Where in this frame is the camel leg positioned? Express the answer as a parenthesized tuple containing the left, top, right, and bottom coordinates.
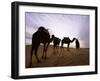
(57, 45, 59, 53)
(42, 44, 46, 59)
(61, 42, 65, 50)
(53, 44, 56, 54)
(34, 46, 40, 63)
(67, 43, 70, 51)
(28, 45, 33, 67)
(45, 43, 49, 59)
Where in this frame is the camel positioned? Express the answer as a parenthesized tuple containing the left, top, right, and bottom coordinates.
(61, 37, 76, 51)
(29, 26, 54, 67)
(52, 35, 61, 49)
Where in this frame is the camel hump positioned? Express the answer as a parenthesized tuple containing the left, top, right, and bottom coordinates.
(63, 37, 70, 41)
(62, 37, 71, 43)
(55, 37, 61, 41)
(38, 26, 45, 31)
(38, 26, 49, 34)
(64, 37, 69, 39)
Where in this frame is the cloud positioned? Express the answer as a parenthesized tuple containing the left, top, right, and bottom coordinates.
(25, 13, 89, 48)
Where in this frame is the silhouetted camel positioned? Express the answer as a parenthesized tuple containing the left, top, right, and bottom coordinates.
(52, 35, 61, 49)
(75, 38, 80, 49)
(29, 26, 54, 67)
(61, 37, 76, 51)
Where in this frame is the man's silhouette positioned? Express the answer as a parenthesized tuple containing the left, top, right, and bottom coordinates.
(75, 38, 80, 49)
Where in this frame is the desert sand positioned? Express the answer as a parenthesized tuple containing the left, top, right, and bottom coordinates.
(25, 45, 89, 68)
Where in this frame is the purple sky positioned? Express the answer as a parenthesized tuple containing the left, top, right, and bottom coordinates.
(25, 12, 90, 48)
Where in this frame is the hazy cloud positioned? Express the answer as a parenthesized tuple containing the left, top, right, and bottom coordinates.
(25, 12, 89, 48)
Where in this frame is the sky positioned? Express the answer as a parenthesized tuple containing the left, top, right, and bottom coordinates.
(25, 12, 90, 48)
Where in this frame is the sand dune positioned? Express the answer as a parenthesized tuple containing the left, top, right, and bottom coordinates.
(25, 45, 89, 68)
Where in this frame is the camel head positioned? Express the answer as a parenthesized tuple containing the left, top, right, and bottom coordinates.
(52, 35, 55, 39)
(49, 35, 55, 43)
